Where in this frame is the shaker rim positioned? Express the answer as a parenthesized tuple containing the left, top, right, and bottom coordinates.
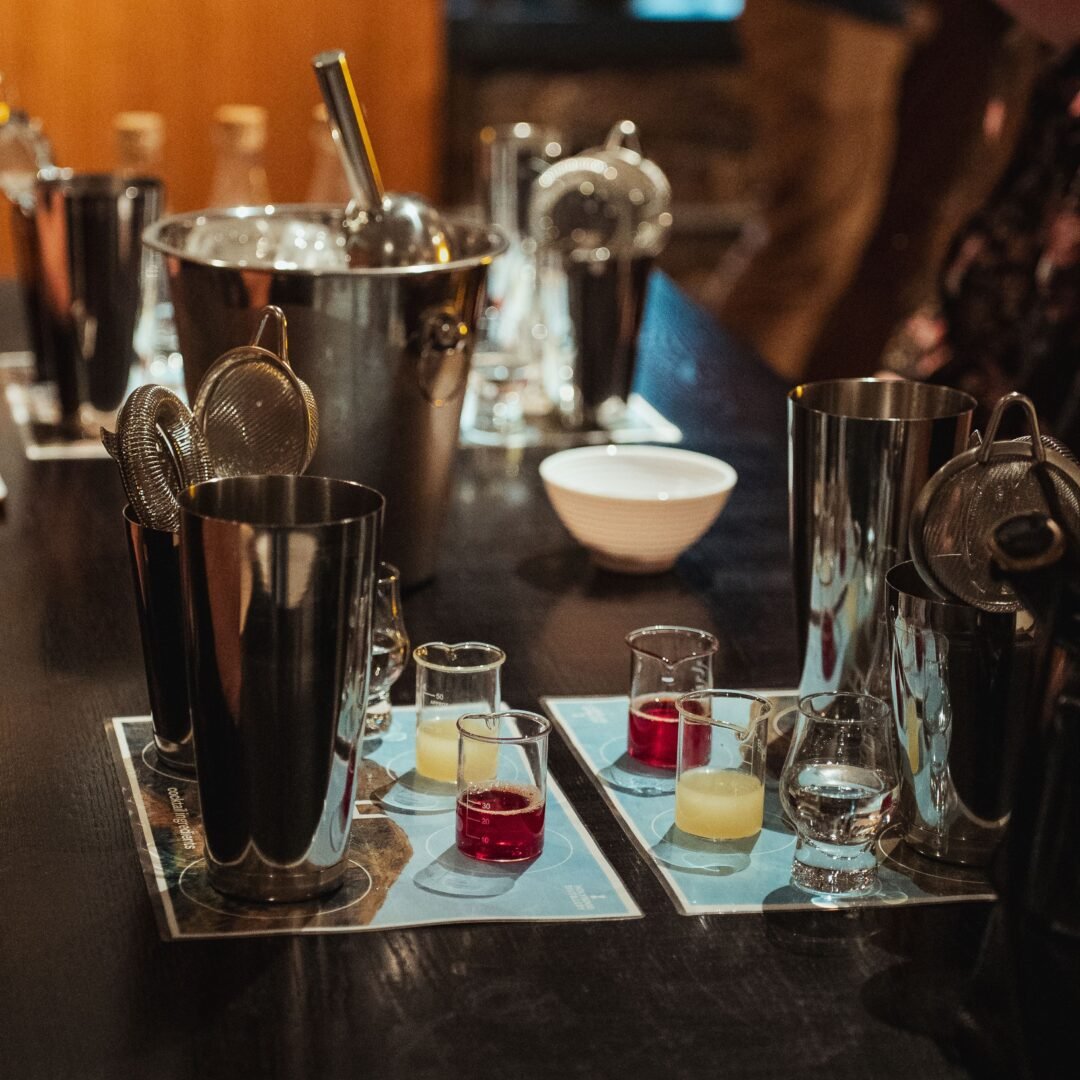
(178, 475, 385, 528)
(788, 378, 976, 422)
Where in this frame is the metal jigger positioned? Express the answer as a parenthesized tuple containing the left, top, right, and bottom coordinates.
(530, 120, 672, 430)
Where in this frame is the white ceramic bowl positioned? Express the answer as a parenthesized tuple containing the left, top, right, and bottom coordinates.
(539, 444, 738, 573)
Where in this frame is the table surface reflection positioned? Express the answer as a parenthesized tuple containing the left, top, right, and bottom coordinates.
(0, 275, 987, 1079)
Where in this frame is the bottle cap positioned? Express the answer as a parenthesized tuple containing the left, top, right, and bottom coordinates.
(213, 105, 268, 152)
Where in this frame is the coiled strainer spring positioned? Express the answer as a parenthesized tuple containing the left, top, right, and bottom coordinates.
(101, 386, 214, 532)
(103, 305, 318, 531)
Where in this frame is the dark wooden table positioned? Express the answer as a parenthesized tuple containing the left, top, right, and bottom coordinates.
(0, 275, 992, 1079)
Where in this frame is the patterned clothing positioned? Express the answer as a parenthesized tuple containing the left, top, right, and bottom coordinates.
(892, 46, 1080, 446)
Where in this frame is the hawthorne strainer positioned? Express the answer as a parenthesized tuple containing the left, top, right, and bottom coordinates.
(909, 392, 1080, 612)
(102, 385, 214, 532)
(103, 305, 318, 531)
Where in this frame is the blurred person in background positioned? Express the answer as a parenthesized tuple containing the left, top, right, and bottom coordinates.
(705, 0, 916, 381)
(883, 0, 1080, 447)
(708, 0, 1041, 386)
(806, 1, 1041, 383)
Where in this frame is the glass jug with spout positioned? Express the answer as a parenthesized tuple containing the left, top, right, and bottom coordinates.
(625, 625, 719, 770)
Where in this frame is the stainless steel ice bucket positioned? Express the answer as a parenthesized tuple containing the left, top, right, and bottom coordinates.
(789, 378, 975, 696)
(145, 206, 506, 585)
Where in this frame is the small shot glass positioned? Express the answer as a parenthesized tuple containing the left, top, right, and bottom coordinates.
(626, 625, 719, 770)
(456, 710, 551, 862)
(674, 691, 772, 843)
(413, 642, 506, 784)
(780, 692, 900, 897)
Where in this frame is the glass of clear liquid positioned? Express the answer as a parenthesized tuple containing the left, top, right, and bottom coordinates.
(780, 692, 900, 897)
(364, 562, 409, 734)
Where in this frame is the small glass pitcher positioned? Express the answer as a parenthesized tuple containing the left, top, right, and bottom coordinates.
(625, 625, 719, 769)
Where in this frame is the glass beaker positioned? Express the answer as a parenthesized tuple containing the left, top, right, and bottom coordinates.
(413, 642, 506, 783)
(674, 690, 772, 843)
(626, 625, 719, 769)
(456, 710, 551, 862)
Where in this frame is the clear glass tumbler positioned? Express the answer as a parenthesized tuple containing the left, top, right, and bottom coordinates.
(626, 625, 719, 769)
(456, 710, 551, 862)
(780, 691, 900, 896)
(674, 690, 772, 843)
(364, 562, 409, 734)
(413, 642, 506, 783)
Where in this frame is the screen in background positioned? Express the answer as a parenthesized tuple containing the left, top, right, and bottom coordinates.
(630, 0, 743, 19)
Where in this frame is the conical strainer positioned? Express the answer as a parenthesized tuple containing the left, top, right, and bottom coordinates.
(909, 392, 1080, 612)
(103, 305, 318, 531)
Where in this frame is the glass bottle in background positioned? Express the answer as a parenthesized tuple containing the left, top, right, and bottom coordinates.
(2, 73, 54, 384)
(208, 104, 270, 207)
(460, 123, 566, 445)
(114, 111, 184, 394)
(0, 73, 51, 208)
(306, 102, 351, 205)
(114, 110, 164, 180)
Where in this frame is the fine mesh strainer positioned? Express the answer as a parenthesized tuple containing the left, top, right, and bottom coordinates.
(103, 305, 318, 531)
(193, 306, 318, 477)
(909, 392, 1080, 612)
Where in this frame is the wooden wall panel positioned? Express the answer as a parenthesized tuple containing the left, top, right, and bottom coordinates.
(0, 0, 445, 276)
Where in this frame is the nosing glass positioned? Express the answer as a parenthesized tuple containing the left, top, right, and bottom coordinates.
(376, 561, 400, 585)
(798, 691, 890, 723)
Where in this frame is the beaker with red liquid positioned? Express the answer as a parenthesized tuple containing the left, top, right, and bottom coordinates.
(456, 710, 550, 862)
(626, 625, 719, 769)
